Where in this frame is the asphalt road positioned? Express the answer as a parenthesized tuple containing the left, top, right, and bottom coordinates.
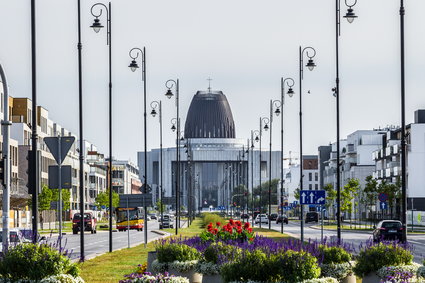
(48, 219, 167, 261)
(253, 220, 425, 262)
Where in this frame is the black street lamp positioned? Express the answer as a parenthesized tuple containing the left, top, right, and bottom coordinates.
(334, 0, 358, 242)
(274, 78, 295, 234)
(269, 99, 281, 230)
(165, 76, 180, 235)
(399, 0, 407, 242)
(299, 46, 317, 242)
(250, 132, 255, 227)
(128, 47, 148, 246)
(150, 101, 163, 229)
(90, 2, 113, 252)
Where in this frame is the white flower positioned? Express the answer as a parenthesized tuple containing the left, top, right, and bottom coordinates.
(320, 262, 353, 280)
(377, 263, 421, 279)
(301, 278, 339, 283)
(194, 262, 221, 275)
(168, 260, 198, 272)
(151, 259, 169, 273)
(40, 274, 85, 283)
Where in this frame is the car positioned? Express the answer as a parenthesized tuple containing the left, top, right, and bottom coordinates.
(276, 214, 289, 224)
(148, 214, 157, 220)
(72, 212, 97, 234)
(373, 220, 403, 242)
(305, 212, 319, 223)
(241, 213, 249, 220)
(159, 214, 174, 229)
(269, 213, 278, 221)
(255, 214, 269, 224)
(0, 229, 32, 253)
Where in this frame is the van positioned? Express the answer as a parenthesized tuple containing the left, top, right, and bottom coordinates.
(305, 212, 319, 223)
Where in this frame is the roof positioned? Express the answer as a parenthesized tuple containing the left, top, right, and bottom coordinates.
(184, 91, 235, 139)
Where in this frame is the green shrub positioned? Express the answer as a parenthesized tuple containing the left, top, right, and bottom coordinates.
(156, 243, 200, 263)
(203, 242, 242, 264)
(0, 243, 79, 280)
(273, 250, 321, 283)
(221, 249, 273, 283)
(318, 245, 352, 264)
(353, 243, 413, 277)
(202, 213, 225, 228)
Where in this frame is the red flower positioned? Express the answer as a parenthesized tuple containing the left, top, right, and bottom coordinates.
(236, 221, 242, 226)
(244, 222, 250, 229)
(237, 228, 242, 234)
(216, 222, 221, 227)
(249, 237, 254, 242)
(247, 228, 253, 233)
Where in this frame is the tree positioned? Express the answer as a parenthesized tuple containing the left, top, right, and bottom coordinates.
(341, 178, 360, 220)
(323, 183, 336, 218)
(51, 188, 71, 211)
(252, 179, 279, 211)
(156, 200, 166, 213)
(38, 184, 53, 211)
(95, 189, 119, 209)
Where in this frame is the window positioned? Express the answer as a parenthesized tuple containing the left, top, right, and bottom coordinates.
(309, 173, 312, 181)
(315, 172, 318, 181)
(315, 184, 318, 190)
(309, 184, 312, 190)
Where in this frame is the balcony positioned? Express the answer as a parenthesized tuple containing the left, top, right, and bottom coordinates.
(330, 151, 337, 160)
(387, 161, 400, 169)
(393, 166, 400, 176)
(385, 146, 393, 157)
(346, 144, 355, 154)
(392, 144, 399, 155)
(385, 168, 392, 178)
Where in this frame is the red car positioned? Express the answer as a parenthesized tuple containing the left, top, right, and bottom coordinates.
(72, 212, 97, 234)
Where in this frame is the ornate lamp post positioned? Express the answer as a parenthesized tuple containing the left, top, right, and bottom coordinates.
(299, 46, 317, 242)
(90, 2, 114, 252)
(274, 78, 295, 233)
(150, 101, 163, 228)
(334, 0, 358, 241)
(128, 47, 148, 246)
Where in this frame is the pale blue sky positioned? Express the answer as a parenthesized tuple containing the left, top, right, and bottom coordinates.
(0, 0, 424, 163)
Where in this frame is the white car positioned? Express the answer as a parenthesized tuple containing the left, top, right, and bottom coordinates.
(255, 214, 269, 224)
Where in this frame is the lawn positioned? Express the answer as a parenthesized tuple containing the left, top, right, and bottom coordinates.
(78, 218, 291, 283)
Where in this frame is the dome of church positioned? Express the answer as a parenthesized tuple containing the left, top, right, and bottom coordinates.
(184, 91, 235, 139)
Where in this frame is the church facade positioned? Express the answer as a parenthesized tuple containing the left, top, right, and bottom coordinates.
(138, 90, 282, 211)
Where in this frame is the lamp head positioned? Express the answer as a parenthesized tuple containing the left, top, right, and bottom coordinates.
(287, 87, 295, 97)
(264, 124, 269, 131)
(306, 59, 316, 71)
(344, 8, 357, 23)
(274, 108, 281, 117)
(171, 124, 176, 132)
(90, 18, 104, 33)
(150, 109, 157, 117)
(165, 89, 174, 99)
(128, 60, 139, 72)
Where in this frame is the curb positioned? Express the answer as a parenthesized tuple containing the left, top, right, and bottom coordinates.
(151, 230, 169, 236)
(309, 225, 425, 235)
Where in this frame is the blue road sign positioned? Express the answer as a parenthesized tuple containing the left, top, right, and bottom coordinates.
(300, 190, 326, 205)
(380, 202, 388, 210)
(284, 206, 291, 211)
(378, 193, 389, 202)
(293, 201, 298, 205)
(289, 203, 294, 208)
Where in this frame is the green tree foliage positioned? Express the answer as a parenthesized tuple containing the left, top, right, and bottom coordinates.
(51, 188, 71, 211)
(341, 178, 360, 215)
(323, 183, 336, 209)
(252, 179, 279, 209)
(364, 175, 378, 205)
(232, 184, 249, 208)
(95, 189, 119, 209)
(38, 185, 53, 211)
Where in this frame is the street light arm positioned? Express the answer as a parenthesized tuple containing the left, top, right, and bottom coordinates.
(90, 3, 110, 45)
(129, 47, 146, 81)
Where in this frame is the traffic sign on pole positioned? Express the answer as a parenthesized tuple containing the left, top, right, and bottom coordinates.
(380, 202, 388, 210)
(378, 193, 389, 202)
(44, 136, 75, 165)
(300, 190, 326, 205)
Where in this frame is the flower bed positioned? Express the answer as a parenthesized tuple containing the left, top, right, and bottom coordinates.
(377, 263, 422, 282)
(200, 220, 254, 243)
(120, 272, 189, 283)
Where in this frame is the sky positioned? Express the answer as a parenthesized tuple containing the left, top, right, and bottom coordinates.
(1, 0, 425, 164)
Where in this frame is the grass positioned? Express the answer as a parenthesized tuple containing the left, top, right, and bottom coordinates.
(78, 218, 292, 283)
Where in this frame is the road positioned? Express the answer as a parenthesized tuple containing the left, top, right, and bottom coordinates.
(253, 220, 425, 262)
(48, 219, 167, 261)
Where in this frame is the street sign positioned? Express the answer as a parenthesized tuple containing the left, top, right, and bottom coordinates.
(119, 194, 153, 208)
(284, 206, 291, 211)
(44, 136, 75, 165)
(380, 202, 388, 210)
(48, 165, 72, 189)
(300, 190, 326, 205)
(50, 201, 64, 210)
(378, 192, 388, 202)
(293, 201, 298, 205)
(162, 196, 176, 205)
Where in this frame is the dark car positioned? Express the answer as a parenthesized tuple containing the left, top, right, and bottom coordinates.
(241, 213, 249, 220)
(373, 220, 403, 242)
(269, 213, 278, 221)
(305, 212, 319, 223)
(72, 212, 97, 234)
(276, 215, 289, 224)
